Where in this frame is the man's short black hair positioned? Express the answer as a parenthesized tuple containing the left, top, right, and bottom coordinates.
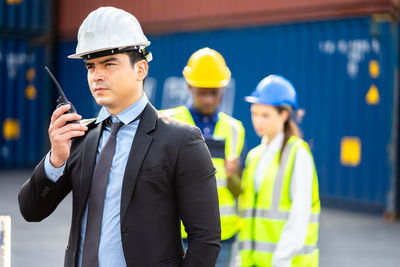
(125, 50, 147, 68)
(124, 50, 148, 85)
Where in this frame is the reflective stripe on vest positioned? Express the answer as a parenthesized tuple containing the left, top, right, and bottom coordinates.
(216, 178, 227, 187)
(239, 240, 318, 255)
(241, 208, 319, 222)
(220, 206, 237, 216)
(163, 106, 244, 240)
(239, 136, 320, 267)
(217, 112, 243, 157)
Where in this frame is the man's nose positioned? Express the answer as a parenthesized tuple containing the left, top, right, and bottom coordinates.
(203, 94, 215, 104)
(92, 68, 105, 81)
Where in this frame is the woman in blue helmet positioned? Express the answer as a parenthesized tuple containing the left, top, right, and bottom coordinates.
(238, 75, 320, 267)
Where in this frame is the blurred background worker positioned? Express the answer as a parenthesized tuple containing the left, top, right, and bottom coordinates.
(163, 47, 246, 266)
(238, 75, 320, 267)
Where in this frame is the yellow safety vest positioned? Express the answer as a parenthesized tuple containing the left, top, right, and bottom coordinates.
(162, 106, 245, 240)
(238, 136, 320, 267)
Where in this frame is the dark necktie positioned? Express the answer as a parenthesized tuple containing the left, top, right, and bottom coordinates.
(81, 118, 124, 267)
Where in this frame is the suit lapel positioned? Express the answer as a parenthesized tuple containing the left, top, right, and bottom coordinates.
(120, 103, 156, 223)
(78, 121, 103, 217)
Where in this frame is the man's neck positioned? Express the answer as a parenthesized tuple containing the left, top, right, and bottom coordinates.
(107, 93, 144, 115)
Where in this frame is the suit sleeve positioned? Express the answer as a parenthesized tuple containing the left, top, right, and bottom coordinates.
(18, 155, 72, 222)
(175, 126, 221, 267)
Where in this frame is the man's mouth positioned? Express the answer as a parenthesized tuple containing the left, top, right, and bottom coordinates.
(94, 87, 108, 93)
(92, 82, 110, 94)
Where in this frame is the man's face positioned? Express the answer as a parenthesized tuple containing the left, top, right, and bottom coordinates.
(189, 86, 224, 116)
(85, 53, 147, 115)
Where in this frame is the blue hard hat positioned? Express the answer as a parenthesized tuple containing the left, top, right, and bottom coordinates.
(245, 75, 298, 110)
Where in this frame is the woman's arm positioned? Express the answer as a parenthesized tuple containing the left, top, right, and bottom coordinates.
(272, 146, 314, 267)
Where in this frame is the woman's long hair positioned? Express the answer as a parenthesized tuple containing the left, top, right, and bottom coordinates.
(275, 106, 301, 161)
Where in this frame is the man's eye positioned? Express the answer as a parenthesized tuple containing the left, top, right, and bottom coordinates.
(106, 63, 115, 66)
(86, 66, 94, 70)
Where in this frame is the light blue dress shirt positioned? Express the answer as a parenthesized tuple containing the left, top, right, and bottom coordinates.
(44, 94, 149, 267)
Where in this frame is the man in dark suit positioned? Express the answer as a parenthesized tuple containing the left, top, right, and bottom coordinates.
(18, 6, 221, 267)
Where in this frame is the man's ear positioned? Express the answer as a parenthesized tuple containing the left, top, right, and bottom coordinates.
(135, 60, 148, 81)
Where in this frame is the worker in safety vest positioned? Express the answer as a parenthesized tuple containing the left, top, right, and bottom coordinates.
(238, 75, 320, 267)
(163, 48, 246, 267)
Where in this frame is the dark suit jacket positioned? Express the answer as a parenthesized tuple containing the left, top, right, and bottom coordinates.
(18, 103, 221, 267)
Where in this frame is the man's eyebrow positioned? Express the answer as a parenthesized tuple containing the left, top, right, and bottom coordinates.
(85, 57, 119, 67)
(99, 57, 119, 64)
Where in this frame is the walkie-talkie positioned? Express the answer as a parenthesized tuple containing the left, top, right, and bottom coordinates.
(45, 66, 79, 124)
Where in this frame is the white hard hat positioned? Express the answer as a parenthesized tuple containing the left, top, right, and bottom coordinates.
(68, 6, 152, 61)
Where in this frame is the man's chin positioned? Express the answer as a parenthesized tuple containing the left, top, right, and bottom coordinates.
(94, 98, 111, 107)
(200, 108, 216, 116)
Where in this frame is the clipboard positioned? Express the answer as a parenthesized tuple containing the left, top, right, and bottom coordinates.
(204, 137, 226, 159)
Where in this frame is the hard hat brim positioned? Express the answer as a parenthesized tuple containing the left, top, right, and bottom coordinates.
(68, 43, 150, 59)
(244, 96, 298, 110)
(244, 96, 262, 104)
(184, 77, 231, 88)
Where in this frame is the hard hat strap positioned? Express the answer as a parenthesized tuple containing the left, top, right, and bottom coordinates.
(82, 46, 150, 61)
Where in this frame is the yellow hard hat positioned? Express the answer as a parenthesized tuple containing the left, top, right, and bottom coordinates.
(183, 48, 231, 88)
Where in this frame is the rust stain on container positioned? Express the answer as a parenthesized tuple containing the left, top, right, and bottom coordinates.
(57, 0, 399, 38)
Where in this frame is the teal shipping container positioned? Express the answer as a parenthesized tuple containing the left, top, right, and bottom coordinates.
(56, 16, 399, 214)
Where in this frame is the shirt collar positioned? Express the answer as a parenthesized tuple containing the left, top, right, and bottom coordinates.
(262, 132, 284, 152)
(187, 104, 219, 124)
(96, 93, 149, 125)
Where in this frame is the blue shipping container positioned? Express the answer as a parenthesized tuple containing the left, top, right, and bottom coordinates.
(56, 17, 399, 213)
(0, 37, 50, 168)
(0, 0, 50, 35)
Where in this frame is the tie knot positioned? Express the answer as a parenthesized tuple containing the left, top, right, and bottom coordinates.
(106, 118, 124, 136)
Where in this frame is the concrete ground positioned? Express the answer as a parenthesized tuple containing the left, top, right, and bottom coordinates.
(1, 170, 399, 267)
